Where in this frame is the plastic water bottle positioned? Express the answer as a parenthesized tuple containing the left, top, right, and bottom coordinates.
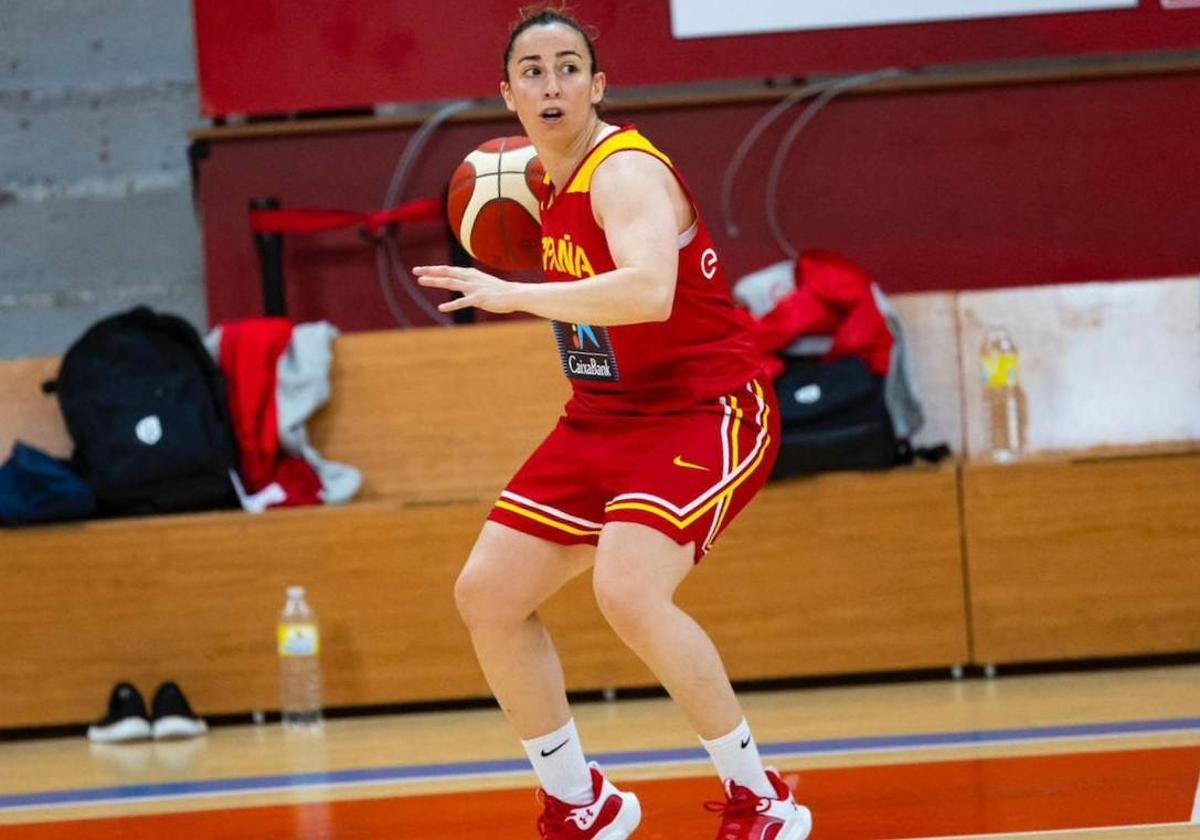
(277, 585, 323, 728)
(980, 325, 1023, 463)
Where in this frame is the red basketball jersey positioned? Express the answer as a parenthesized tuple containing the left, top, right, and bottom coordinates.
(539, 126, 760, 415)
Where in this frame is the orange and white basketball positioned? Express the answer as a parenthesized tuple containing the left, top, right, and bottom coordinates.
(447, 137, 545, 271)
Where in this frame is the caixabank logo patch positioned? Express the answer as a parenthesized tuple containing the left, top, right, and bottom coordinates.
(552, 321, 621, 382)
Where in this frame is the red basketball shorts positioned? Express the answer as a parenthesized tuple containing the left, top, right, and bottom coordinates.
(488, 378, 780, 561)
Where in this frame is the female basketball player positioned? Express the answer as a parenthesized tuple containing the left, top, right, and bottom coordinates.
(415, 9, 812, 839)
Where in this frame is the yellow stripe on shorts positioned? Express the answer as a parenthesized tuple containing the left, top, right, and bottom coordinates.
(494, 500, 602, 537)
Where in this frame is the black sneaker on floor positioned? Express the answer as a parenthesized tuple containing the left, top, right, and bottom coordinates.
(87, 682, 152, 743)
(150, 681, 208, 740)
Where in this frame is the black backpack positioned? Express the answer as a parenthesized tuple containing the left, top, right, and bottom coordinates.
(770, 356, 901, 479)
(770, 356, 949, 479)
(46, 307, 238, 516)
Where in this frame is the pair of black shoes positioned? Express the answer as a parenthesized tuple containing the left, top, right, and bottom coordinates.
(87, 681, 208, 743)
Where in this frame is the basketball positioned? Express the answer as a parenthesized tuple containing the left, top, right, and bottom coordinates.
(447, 136, 545, 271)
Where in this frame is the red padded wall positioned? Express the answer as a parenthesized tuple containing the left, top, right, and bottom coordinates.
(196, 73, 1200, 332)
(192, 0, 1200, 117)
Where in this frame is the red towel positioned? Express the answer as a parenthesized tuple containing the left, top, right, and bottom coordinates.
(219, 318, 322, 507)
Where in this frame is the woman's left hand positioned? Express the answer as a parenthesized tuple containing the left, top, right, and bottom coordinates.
(414, 265, 525, 314)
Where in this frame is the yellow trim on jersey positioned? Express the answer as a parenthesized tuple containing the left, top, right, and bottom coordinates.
(494, 500, 602, 537)
(566, 130, 673, 194)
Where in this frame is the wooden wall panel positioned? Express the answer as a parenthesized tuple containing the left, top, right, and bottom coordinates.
(675, 468, 969, 678)
(308, 322, 569, 504)
(0, 502, 489, 727)
(0, 357, 70, 461)
(963, 450, 1200, 664)
(0, 464, 967, 728)
(2, 301, 1193, 728)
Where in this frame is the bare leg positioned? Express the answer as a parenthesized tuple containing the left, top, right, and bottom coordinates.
(592, 522, 742, 740)
(454, 521, 594, 738)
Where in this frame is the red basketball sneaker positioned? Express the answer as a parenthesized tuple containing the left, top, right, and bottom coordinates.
(536, 762, 642, 839)
(705, 768, 812, 840)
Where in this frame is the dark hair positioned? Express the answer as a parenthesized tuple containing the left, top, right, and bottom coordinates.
(503, 6, 599, 81)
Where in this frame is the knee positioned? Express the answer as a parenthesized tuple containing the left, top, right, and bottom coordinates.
(593, 569, 656, 640)
(454, 561, 515, 630)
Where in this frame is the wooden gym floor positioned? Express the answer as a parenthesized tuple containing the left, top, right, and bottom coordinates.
(0, 664, 1197, 838)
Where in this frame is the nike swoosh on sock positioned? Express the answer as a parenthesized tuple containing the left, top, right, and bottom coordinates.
(541, 738, 571, 757)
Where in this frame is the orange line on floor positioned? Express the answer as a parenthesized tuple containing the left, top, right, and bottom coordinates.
(2, 746, 1197, 839)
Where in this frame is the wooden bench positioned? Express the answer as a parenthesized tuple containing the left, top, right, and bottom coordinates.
(0, 315, 967, 729)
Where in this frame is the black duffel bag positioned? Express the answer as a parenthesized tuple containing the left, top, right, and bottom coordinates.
(770, 356, 905, 479)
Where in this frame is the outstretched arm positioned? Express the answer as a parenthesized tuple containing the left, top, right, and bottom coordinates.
(415, 152, 686, 326)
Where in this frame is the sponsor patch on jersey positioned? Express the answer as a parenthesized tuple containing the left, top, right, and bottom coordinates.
(551, 321, 620, 382)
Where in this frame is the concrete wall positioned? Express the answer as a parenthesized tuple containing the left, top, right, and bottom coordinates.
(0, 0, 204, 359)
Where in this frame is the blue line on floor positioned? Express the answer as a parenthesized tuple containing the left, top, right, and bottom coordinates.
(2, 716, 1198, 811)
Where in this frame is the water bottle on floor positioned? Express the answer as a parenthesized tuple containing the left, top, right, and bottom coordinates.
(278, 585, 323, 728)
(979, 325, 1023, 463)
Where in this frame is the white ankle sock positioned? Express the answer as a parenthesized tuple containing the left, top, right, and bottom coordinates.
(700, 717, 775, 798)
(521, 718, 594, 805)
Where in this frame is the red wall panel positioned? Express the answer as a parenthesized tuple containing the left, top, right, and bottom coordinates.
(192, 0, 1200, 117)
(195, 73, 1200, 332)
